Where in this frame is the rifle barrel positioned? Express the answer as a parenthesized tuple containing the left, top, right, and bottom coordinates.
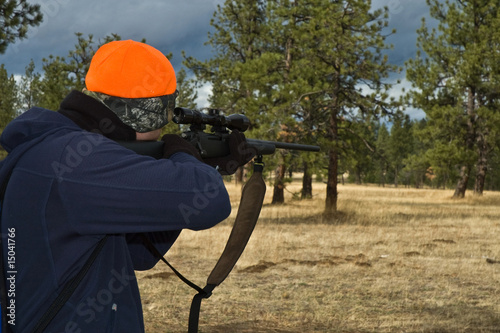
(246, 139, 320, 155)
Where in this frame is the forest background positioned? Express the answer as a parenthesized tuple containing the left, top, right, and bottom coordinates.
(2, 0, 500, 218)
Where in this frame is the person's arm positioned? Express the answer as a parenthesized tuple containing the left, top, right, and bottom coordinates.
(58, 135, 231, 235)
(126, 231, 182, 270)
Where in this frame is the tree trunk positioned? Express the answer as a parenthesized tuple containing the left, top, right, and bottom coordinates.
(234, 166, 244, 185)
(474, 134, 488, 196)
(355, 166, 362, 185)
(394, 167, 399, 188)
(453, 164, 471, 198)
(272, 163, 286, 204)
(325, 148, 338, 216)
(325, 112, 339, 216)
(454, 88, 476, 198)
(324, 81, 340, 218)
(301, 162, 312, 199)
(380, 163, 386, 188)
(474, 163, 487, 196)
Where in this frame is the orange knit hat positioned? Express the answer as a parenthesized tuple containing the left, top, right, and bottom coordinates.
(85, 40, 176, 98)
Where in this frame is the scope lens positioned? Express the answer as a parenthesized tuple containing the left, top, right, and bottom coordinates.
(226, 114, 250, 132)
(173, 107, 198, 124)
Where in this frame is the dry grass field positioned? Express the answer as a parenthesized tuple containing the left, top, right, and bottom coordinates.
(136, 179, 500, 333)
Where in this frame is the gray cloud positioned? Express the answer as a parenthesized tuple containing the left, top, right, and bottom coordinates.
(2, 0, 434, 73)
(1, 0, 218, 75)
(372, 0, 436, 66)
(1, 0, 434, 114)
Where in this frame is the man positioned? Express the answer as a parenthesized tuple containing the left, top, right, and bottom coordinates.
(0, 40, 253, 332)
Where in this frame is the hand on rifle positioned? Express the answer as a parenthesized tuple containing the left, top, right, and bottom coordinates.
(161, 134, 202, 161)
(203, 130, 256, 175)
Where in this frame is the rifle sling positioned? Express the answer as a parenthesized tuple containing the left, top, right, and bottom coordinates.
(31, 235, 108, 333)
(142, 160, 266, 333)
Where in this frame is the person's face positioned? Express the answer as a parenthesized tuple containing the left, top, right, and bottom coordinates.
(136, 128, 163, 141)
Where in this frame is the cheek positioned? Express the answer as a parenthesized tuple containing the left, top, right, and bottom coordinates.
(153, 129, 163, 140)
(136, 129, 163, 141)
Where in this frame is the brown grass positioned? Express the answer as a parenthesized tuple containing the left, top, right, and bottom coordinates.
(136, 181, 500, 333)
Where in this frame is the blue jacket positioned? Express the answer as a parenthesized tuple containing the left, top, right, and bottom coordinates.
(0, 98, 231, 332)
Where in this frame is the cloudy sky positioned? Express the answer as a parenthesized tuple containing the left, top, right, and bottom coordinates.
(1, 0, 434, 116)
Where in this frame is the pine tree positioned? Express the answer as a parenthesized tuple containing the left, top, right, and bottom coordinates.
(38, 54, 72, 110)
(402, 119, 431, 188)
(297, 0, 399, 217)
(184, 0, 267, 115)
(0, 64, 17, 132)
(18, 59, 41, 111)
(406, 0, 500, 197)
(175, 68, 198, 110)
(375, 122, 390, 187)
(183, 0, 274, 186)
(265, 0, 317, 204)
(388, 115, 413, 187)
(0, 0, 42, 53)
(66, 33, 99, 92)
(341, 119, 378, 185)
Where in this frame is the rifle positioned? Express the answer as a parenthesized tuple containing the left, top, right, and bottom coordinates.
(118, 107, 320, 159)
(118, 107, 319, 333)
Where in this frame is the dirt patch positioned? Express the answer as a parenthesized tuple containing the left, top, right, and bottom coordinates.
(142, 272, 176, 280)
(238, 261, 277, 273)
(239, 254, 370, 273)
(486, 258, 500, 264)
(281, 257, 343, 266)
(433, 239, 456, 244)
(355, 261, 372, 267)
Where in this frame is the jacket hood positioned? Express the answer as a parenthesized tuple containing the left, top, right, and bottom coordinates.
(0, 108, 79, 185)
(0, 91, 136, 186)
(1, 107, 78, 153)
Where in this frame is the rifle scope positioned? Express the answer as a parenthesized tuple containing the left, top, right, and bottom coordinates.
(173, 108, 250, 132)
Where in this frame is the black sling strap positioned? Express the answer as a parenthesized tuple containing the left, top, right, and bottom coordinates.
(188, 160, 266, 333)
(140, 234, 205, 295)
(31, 235, 108, 333)
(142, 159, 267, 333)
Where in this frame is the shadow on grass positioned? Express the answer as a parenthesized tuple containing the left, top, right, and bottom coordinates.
(256, 209, 356, 225)
(256, 210, 398, 226)
(205, 320, 328, 333)
(416, 303, 500, 333)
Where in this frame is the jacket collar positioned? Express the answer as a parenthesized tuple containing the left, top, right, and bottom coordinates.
(58, 90, 136, 141)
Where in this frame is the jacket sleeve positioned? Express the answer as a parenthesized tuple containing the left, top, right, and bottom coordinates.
(55, 133, 232, 235)
(126, 231, 182, 270)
